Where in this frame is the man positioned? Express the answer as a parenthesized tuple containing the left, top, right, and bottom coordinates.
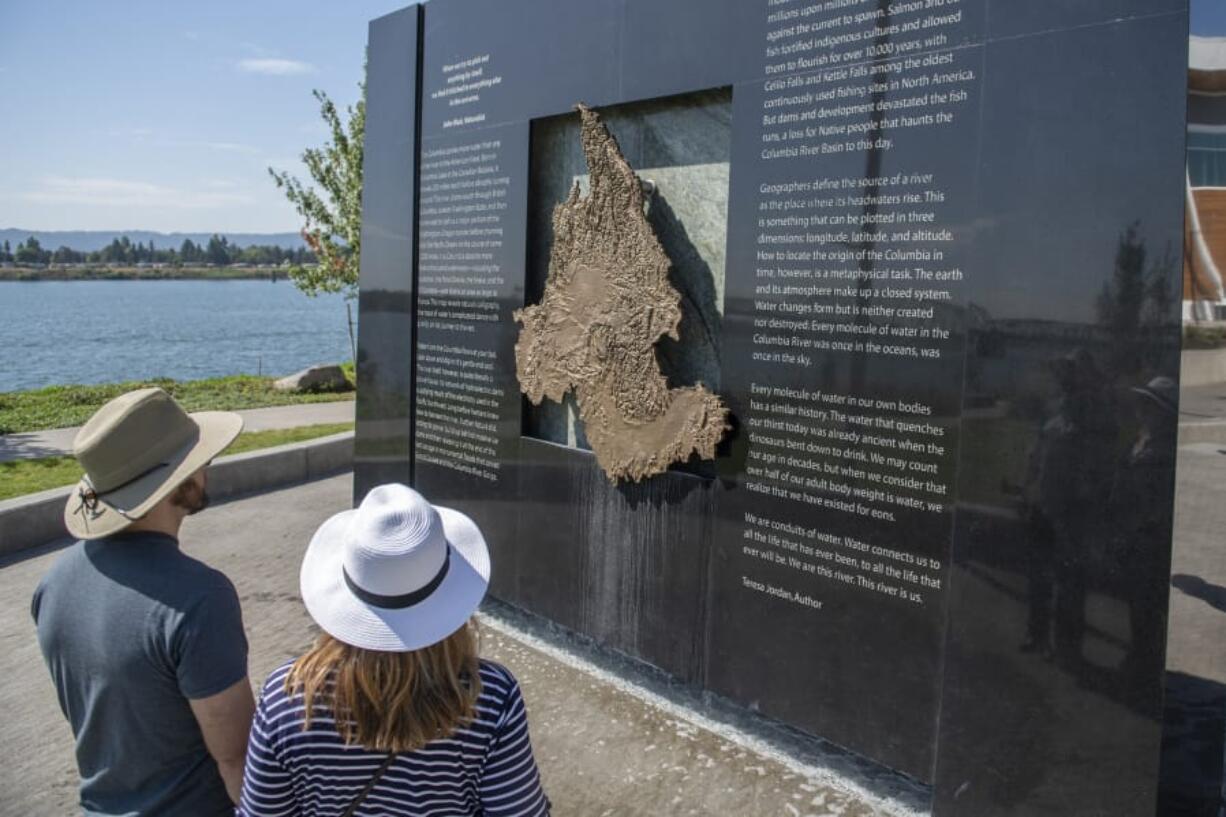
(32, 387, 255, 815)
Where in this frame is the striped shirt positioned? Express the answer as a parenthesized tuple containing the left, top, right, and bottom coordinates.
(237, 659, 550, 816)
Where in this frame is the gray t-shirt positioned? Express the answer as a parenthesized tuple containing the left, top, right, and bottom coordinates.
(32, 531, 248, 816)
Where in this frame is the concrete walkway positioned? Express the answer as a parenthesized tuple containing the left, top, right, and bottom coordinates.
(1179, 383, 1226, 445)
(0, 473, 919, 817)
(1180, 384, 1226, 422)
(0, 400, 354, 463)
(1162, 443, 1226, 812)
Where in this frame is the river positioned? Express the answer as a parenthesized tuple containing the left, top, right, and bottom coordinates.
(0, 280, 354, 392)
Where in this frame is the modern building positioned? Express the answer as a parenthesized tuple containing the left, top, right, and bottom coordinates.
(1186, 35, 1226, 319)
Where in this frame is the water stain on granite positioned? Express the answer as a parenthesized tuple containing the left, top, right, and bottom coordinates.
(514, 104, 730, 483)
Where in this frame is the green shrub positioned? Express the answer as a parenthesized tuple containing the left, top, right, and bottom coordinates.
(1184, 325, 1226, 350)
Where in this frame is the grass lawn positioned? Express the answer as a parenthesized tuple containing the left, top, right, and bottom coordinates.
(0, 422, 353, 501)
(0, 368, 355, 435)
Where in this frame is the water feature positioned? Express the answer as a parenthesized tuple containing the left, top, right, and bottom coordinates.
(0, 280, 354, 392)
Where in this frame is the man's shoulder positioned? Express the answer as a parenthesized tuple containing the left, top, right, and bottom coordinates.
(44, 538, 89, 574)
(121, 539, 237, 608)
(107, 538, 239, 623)
(168, 559, 241, 634)
(43, 534, 233, 588)
(168, 551, 237, 596)
(31, 541, 89, 617)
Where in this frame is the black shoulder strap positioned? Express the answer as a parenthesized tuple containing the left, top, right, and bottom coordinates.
(341, 754, 397, 817)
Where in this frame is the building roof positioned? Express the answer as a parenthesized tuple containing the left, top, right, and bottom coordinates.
(1191, 36, 1226, 73)
(1191, 36, 1226, 92)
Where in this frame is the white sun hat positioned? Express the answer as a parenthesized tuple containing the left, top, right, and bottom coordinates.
(300, 483, 490, 652)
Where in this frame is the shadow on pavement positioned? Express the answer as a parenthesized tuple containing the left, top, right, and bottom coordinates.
(0, 434, 73, 462)
(1159, 671, 1226, 817)
(1172, 574, 1226, 615)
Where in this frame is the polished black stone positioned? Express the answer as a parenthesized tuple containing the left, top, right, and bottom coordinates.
(706, 25, 986, 778)
(353, 5, 421, 502)
(409, 123, 529, 569)
(932, 13, 1188, 814)
(358, 1, 1191, 812)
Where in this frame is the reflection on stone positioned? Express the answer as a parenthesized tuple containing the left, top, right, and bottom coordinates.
(514, 103, 730, 482)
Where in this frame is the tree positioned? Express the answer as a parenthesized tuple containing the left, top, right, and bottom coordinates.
(269, 83, 365, 298)
(15, 236, 48, 265)
(1096, 222, 1178, 377)
(206, 234, 231, 266)
(52, 246, 82, 265)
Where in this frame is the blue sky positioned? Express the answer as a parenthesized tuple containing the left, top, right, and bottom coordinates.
(0, 1, 1221, 234)
(0, 0, 413, 233)
(1193, 0, 1226, 37)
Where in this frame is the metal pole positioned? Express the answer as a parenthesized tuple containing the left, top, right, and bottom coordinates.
(347, 301, 358, 364)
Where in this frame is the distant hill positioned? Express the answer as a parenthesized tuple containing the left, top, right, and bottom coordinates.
(0, 229, 306, 252)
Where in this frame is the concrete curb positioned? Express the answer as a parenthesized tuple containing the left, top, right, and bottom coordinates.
(1181, 349, 1226, 387)
(0, 432, 353, 558)
(1179, 421, 1226, 446)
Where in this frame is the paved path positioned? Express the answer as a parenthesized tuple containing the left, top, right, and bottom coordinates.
(1180, 383, 1226, 422)
(0, 474, 917, 817)
(6, 444, 1219, 815)
(1178, 384, 1226, 446)
(1169, 443, 1226, 686)
(1163, 443, 1226, 812)
(0, 400, 354, 463)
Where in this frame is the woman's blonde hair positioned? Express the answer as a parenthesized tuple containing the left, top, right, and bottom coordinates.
(286, 620, 482, 752)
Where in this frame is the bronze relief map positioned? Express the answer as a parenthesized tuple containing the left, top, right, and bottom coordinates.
(514, 104, 730, 482)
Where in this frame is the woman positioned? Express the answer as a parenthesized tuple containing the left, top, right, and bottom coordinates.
(237, 483, 550, 816)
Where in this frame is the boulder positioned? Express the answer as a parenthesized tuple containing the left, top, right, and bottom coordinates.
(273, 364, 350, 393)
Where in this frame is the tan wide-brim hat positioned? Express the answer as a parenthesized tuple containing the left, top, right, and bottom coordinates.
(64, 388, 243, 539)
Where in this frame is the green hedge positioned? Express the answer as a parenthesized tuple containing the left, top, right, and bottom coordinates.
(1184, 325, 1226, 350)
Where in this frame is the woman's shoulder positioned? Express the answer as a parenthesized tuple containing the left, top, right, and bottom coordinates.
(254, 659, 299, 711)
(477, 658, 518, 686)
(476, 659, 522, 701)
(256, 656, 520, 711)
(263, 658, 297, 690)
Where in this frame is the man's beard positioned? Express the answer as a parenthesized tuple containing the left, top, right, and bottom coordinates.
(172, 480, 210, 515)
